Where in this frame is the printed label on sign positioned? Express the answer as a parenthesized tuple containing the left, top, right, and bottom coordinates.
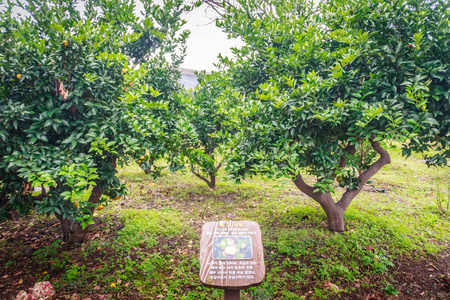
(212, 236, 253, 260)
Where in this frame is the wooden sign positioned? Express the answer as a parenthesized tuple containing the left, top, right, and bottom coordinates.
(199, 220, 265, 290)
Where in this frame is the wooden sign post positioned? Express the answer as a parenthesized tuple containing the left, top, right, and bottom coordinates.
(200, 221, 265, 299)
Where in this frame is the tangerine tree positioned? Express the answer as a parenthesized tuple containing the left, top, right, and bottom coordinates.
(128, 5, 189, 176)
(215, 0, 449, 231)
(0, 0, 188, 242)
(173, 71, 238, 189)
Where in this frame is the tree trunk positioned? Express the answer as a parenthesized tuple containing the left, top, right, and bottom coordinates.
(319, 196, 346, 232)
(57, 185, 105, 244)
(59, 218, 88, 244)
(208, 173, 216, 190)
(293, 136, 391, 232)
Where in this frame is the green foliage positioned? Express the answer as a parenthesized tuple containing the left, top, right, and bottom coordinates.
(128, 0, 190, 177)
(64, 264, 86, 285)
(384, 284, 399, 296)
(172, 71, 238, 188)
(203, 0, 450, 231)
(435, 180, 449, 216)
(0, 207, 9, 221)
(220, 0, 449, 183)
(33, 239, 62, 260)
(0, 0, 188, 240)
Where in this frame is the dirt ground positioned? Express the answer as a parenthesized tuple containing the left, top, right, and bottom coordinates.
(0, 211, 448, 300)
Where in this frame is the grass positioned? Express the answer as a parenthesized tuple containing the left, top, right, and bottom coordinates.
(85, 147, 448, 299)
(1, 147, 448, 299)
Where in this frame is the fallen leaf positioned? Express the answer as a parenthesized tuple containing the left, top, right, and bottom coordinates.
(94, 286, 101, 290)
(324, 281, 340, 292)
(18, 278, 23, 284)
(156, 295, 164, 298)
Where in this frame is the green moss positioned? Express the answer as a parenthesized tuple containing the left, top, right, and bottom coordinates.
(117, 209, 189, 249)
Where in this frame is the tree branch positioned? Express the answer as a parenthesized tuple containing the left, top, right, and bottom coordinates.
(215, 161, 222, 173)
(191, 166, 211, 186)
(293, 174, 328, 204)
(333, 143, 357, 180)
(337, 136, 391, 211)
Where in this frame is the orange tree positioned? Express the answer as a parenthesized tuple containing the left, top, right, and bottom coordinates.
(172, 71, 238, 189)
(0, 0, 188, 242)
(215, 0, 449, 231)
(128, 2, 190, 177)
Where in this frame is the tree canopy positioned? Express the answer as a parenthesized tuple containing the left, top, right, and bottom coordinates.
(0, 0, 188, 242)
(213, 0, 449, 231)
(172, 71, 238, 189)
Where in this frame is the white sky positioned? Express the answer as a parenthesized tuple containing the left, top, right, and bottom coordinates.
(179, 4, 243, 71)
(3, 1, 243, 72)
(135, 1, 243, 71)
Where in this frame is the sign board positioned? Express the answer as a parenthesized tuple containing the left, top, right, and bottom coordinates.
(199, 221, 265, 290)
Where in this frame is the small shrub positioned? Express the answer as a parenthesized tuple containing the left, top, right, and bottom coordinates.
(33, 240, 62, 260)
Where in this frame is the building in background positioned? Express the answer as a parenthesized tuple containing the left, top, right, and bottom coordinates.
(178, 68, 198, 89)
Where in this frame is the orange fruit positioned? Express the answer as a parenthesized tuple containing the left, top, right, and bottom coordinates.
(16, 74, 21, 79)
(63, 40, 69, 47)
(74, 201, 79, 208)
(140, 156, 145, 160)
(137, 160, 141, 164)
(122, 69, 126, 74)
(97, 204, 104, 211)
(113, 196, 121, 200)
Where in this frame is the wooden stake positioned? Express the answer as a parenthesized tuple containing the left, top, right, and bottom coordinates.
(224, 289, 240, 300)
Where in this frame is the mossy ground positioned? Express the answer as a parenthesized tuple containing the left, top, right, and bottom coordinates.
(0, 148, 448, 299)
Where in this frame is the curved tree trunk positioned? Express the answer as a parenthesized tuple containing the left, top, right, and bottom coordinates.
(191, 162, 222, 190)
(293, 137, 391, 232)
(319, 196, 346, 232)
